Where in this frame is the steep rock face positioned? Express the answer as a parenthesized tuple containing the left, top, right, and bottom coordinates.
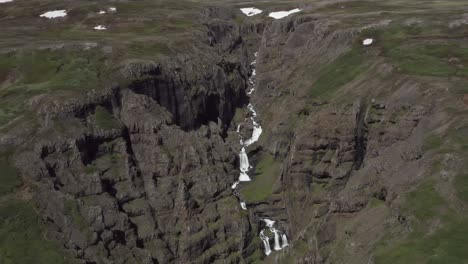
(10, 10, 264, 263)
(239, 11, 463, 264)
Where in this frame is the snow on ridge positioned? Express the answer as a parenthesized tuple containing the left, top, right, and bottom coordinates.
(40, 10, 67, 19)
(363, 38, 374, 46)
(94, 25, 107, 31)
(0, 0, 14, 4)
(240, 7, 262, 17)
(268, 8, 302, 19)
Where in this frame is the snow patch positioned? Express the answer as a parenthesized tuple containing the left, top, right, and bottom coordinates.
(98, 10, 106, 15)
(40, 10, 67, 19)
(363, 38, 374, 46)
(94, 25, 107, 31)
(108, 7, 117, 12)
(268, 8, 301, 19)
(240, 7, 262, 17)
(0, 0, 14, 3)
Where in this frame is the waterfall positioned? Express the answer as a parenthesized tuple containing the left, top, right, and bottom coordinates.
(240, 202, 247, 210)
(273, 229, 281, 251)
(238, 147, 251, 182)
(281, 233, 289, 248)
(229, 49, 289, 256)
(260, 230, 272, 256)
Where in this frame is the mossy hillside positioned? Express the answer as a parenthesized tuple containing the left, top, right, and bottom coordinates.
(375, 177, 468, 264)
(362, 24, 468, 77)
(241, 154, 281, 202)
(93, 106, 120, 130)
(0, 200, 78, 264)
(0, 151, 21, 196)
(0, 48, 108, 126)
(309, 47, 370, 100)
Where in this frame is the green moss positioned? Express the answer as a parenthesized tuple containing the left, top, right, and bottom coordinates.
(375, 218, 468, 264)
(0, 200, 77, 264)
(0, 151, 21, 196)
(241, 154, 281, 202)
(84, 164, 98, 174)
(423, 134, 444, 152)
(367, 197, 385, 208)
(388, 45, 460, 77)
(64, 199, 93, 242)
(93, 106, 120, 130)
(0, 49, 107, 126)
(309, 48, 369, 99)
(404, 180, 446, 221)
(363, 25, 468, 77)
(454, 173, 468, 203)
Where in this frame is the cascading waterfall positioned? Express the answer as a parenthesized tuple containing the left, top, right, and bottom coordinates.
(231, 51, 289, 255)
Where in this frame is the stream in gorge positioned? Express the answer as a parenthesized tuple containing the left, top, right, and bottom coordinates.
(231, 52, 289, 256)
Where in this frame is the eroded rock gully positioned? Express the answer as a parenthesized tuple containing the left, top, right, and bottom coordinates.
(3, 7, 446, 264)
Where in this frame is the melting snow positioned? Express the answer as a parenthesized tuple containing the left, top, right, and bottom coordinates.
(0, 0, 13, 3)
(240, 7, 263, 17)
(268, 8, 302, 19)
(108, 7, 117, 12)
(98, 10, 106, 15)
(363, 38, 374, 46)
(94, 25, 107, 30)
(40, 10, 67, 19)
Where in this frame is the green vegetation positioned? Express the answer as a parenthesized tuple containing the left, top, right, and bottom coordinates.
(0, 49, 107, 126)
(375, 218, 468, 264)
(0, 200, 77, 264)
(423, 134, 444, 152)
(363, 25, 468, 77)
(367, 197, 385, 208)
(375, 180, 467, 263)
(241, 154, 281, 202)
(309, 48, 369, 99)
(389, 44, 468, 77)
(404, 180, 446, 221)
(64, 199, 92, 240)
(454, 173, 468, 203)
(93, 106, 120, 130)
(0, 152, 21, 196)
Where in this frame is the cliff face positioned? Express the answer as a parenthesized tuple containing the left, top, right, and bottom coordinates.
(7, 8, 264, 263)
(2, 1, 468, 264)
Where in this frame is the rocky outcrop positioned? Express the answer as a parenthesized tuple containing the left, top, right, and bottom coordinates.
(10, 10, 265, 263)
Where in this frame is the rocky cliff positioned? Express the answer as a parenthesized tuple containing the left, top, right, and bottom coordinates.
(1, 1, 468, 264)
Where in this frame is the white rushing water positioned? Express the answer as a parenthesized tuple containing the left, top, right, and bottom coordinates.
(230, 51, 289, 256)
(281, 233, 289, 247)
(240, 202, 247, 210)
(238, 147, 251, 182)
(260, 230, 272, 256)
